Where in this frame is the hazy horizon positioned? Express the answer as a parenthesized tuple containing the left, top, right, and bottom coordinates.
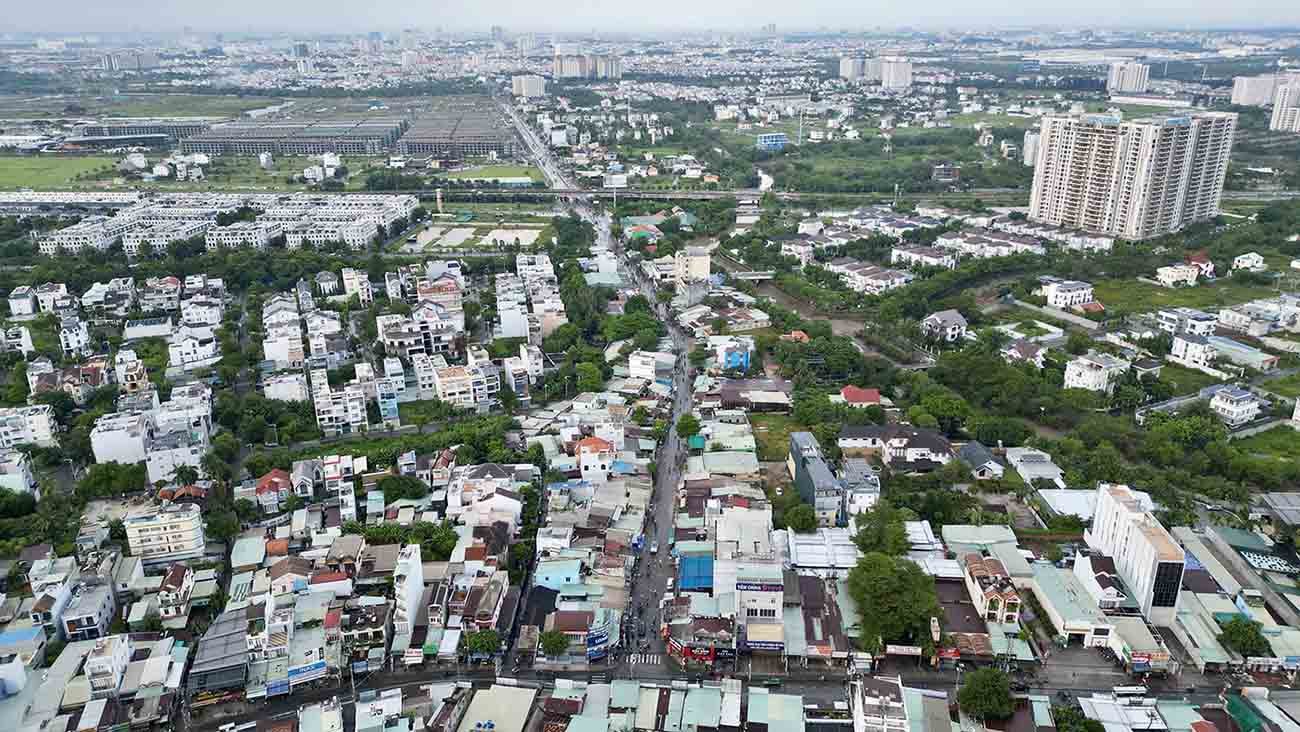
(3, 0, 1300, 35)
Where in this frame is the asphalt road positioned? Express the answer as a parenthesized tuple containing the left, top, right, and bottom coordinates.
(577, 205, 695, 664)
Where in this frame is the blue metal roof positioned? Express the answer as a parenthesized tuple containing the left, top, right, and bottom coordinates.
(679, 555, 714, 591)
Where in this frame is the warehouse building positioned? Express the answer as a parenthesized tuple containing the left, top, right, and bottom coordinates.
(180, 117, 409, 155)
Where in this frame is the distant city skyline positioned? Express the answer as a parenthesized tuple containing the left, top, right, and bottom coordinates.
(3, 0, 1300, 35)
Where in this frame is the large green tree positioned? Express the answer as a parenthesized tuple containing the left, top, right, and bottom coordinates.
(852, 500, 911, 556)
(1218, 616, 1271, 657)
(676, 413, 701, 439)
(846, 552, 942, 654)
(377, 475, 429, 504)
(958, 668, 1014, 720)
(784, 504, 818, 533)
(539, 630, 571, 657)
(465, 629, 502, 656)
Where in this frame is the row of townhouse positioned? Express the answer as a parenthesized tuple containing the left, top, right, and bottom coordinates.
(121, 220, 211, 257)
(37, 215, 138, 256)
(34, 192, 419, 258)
(824, 258, 914, 294)
(8, 281, 74, 315)
(990, 216, 1115, 253)
(889, 245, 957, 270)
(933, 227, 1046, 258)
(204, 221, 283, 250)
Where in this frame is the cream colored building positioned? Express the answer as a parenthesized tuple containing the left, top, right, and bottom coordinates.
(1028, 112, 1236, 240)
(124, 503, 206, 566)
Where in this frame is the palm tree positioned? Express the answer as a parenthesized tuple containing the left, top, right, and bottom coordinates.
(173, 465, 200, 487)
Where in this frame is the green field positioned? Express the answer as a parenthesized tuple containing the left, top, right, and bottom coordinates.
(749, 413, 804, 462)
(1157, 363, 1224, 396)
(944, 112, 1039, 130)
(1260, 372, 1300, 399)
(444, 164, 543, 182)
(1092, 278, 1278, 317)
(0, 155, 119, 190)
(1234, 426, 1300, 461)
(0, 93, 291, 119)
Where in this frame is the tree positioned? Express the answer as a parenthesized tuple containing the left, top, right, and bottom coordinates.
(1219, 616, 1271, 657)
(107, 518, 127, 546)
(233, 498, 260, 522)
(1065, 332, 1092, 355)
(377, 475, 429, 504)
(538, 629, 571, 657)
(499, 385, 519, 415)
(676, 413, 701, 439)
(173, 465, 200, 487)
(785, 504, 818, 533)
(846, 552, 942, 654)
(574, 362, 604, 393)
(920, 391, 970, 436)
(465, 629, 502, 656)
(852, 501, 911, 556)
(1053, 706, 1105, 732)
(205, 509, 240, 543)
(958, 668, 1014, 720)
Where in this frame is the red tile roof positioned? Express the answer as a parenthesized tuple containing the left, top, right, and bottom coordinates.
(257, 469, 292, 496)
(310, 570, 349, 584)
(575, 436, 614, 455)
(840, 385, 881, 404)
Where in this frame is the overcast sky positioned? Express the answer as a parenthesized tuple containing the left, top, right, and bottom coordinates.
(5, 0, 1300, 33)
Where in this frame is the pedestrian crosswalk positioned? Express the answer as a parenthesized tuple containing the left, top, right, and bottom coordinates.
(627, 653, 663, 666)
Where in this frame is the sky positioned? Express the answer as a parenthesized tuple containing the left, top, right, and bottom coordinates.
(5, 0, 1300, 33)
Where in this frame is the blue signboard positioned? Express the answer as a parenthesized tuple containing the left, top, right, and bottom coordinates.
(289, 659, 327, 685)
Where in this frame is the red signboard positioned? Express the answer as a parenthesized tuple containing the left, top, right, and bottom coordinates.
(938, 648, 961, 659)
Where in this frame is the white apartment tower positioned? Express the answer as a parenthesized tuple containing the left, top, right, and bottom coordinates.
(1028, 112, 1236, 240)
(1231, 74, 1291, 107)
(1271, 81, 1300, 134)
(1022, 130, 1040, 167)
(511, 74, 546, 98)
(839, 57, 866, 81)
(1107, 62, 1150, 93)
(880, 57, 912, 90)
(1085, 483, 1185, 625)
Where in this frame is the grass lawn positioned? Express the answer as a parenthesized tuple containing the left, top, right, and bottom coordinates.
(78, 155, 385, 192)
(1233, 426, 1300, 461)
(1092, 278, 1278, 318)
(104, 94, 291, 118)
(444, 164, 543, 182)
(946, 112, 1039, 130)
(1158, 363, 1224, 396)
(0, 93, 291, 119)
(1260, 372, 1300, 399)
(1014, 320, 1050, 338)
(397, 399, 457, 426)
(749, 413, 804, 461)
(988, 305, 1079, 331)
(0, 155, 118, 190)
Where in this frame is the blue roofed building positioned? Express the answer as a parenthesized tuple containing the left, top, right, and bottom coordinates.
(756, 132, 790, 152)
(679, 555, 714, 592)
(534, 558, 583, 591)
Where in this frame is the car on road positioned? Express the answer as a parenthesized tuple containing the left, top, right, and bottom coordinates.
(651, 541, 659, 554)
